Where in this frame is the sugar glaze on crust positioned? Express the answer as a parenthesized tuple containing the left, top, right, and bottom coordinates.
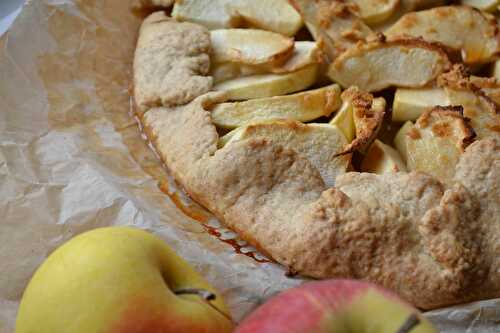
(134, 12, 500, 310)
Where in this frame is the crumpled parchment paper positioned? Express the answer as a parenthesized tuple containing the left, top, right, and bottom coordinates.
(0, 1, 498, 332)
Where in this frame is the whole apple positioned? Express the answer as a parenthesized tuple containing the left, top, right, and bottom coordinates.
(235, 279, 437, 333)
(16, 227, 234, 333)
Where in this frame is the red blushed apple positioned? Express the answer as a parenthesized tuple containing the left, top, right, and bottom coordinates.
(235, 279, 438, 333)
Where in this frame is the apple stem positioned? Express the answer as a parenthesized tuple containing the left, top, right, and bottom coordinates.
(174, 288, 216, 301)
(396, 314, 420, 333)
(174, 288, 233, 323)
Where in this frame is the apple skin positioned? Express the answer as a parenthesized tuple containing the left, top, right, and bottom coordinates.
(16, 227, 234, 333)
(235, 279, 437, 333)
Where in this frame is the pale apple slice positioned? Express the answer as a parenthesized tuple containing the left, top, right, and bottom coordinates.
(172, 0, 238, 30)
(493, 60, 500, 80)
(290, 0, 373, 60)
(211, 85, 341, 129)
(210, 29, 294, 66)
(172, 0, 303, 36)
(213, 64, 318, 100)
(461, 0, 499, 12)
(392, 87, 449, 122)
(232, 0, 303, 36)
(394, 121, 414, 162)
(361, 139, 407, 174)
(336, 87, 386, 154)
(210, 42, 321, 84)
(385, 6, 500, 64)
(404, 107, 475, 183)
(210, 63, 263, 84)
(328, 39, 450, 92)
(352, 0, 400, 25)
(329, 101, 355, 143)
(220, 120, 350, 187)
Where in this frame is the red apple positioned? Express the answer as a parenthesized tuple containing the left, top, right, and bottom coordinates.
(235, 279, 437, 333)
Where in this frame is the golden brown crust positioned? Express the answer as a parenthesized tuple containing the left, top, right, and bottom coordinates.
(135, 17, 500, 310)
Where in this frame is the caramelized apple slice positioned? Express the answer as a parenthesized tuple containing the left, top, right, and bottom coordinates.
(213, 64, 318, 100)
(210, 63, 264, 84)
(211, 85, 341, 129)
(385, 6, 500, 64)
(210, 29, 294, 66)
(404, 107, 475, 183)
(392, 87, 449, 122)
(290, 0, 373, 60)
(172, 0, 303, 36)
(352, 0, 399, 25)
(328, 38, 450, 92)
(220, 120, 350, 187)
(361, 139, 407, 174)
(336, 87, 386, 154)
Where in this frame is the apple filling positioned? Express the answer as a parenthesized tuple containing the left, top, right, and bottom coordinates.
(140, 0, 500, 187)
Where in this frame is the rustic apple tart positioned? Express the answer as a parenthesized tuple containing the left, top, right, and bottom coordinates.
(132, 0, 500, 310)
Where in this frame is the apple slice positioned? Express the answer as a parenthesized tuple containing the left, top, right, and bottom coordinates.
(335, 87, 386, 154)
(404, 106, 475, 183)
(461, 0, 499, 12)
(210, 29, 294, 66)
(172, 0, 303, 36)
(213, 64, 318, 100)
(352, 0, 400, 25)
(220, 120, 350, 187)
(493, 60, 500, 80)
(361, 139, 407, 174)
(210, 62, 263, 84)
(172, 0, 238, 30)
(270, 41, 321, 74)
(392, 87, 450, 122)
(328, 38, 450, 92)
(290, 0, 373, 60)
(231, 0, 303, 37)
(385, 6, 500, 64)
(329, 101, 355, 143)
(211, 85, 341, 129)
(394, 121, 414, 162)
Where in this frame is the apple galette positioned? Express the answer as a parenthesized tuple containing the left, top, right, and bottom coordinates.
(132, 0, 500, 310)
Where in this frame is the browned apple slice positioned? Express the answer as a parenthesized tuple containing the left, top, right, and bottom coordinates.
(385, 6, 500, 64)
(392, 87, 449, 122)
(211, 85, 341, 129)
(329, 100, 356, 143)
(335, 87, 386, 154)
(210, 63, 264, 84)
(438, 65, 500, 139)
(361, 139, 407, 174)
(328, 38, 450, 92)
(172, 0, 303, 36)
(352, 0, 400, 25)
(213, 64, 318, 100)
(290, 0, 373, 60)
(220, 120, 350, 187)
(404, 106, 475, 183)
(210, 29, 294, 66)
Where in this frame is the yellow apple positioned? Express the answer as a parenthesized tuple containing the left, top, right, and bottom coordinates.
(16, 227, 234, 333)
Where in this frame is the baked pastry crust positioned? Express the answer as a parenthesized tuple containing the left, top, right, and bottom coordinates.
(134, 11, 500, 309)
